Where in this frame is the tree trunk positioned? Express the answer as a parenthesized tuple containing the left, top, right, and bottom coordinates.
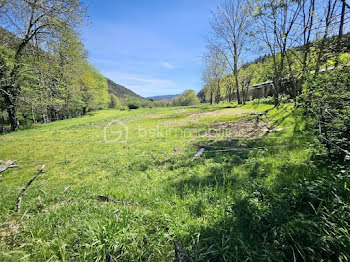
(216, 81, 221, 104)
(31, 105, 37, 124)
(272, 79, 280, 107)
(233, 45, 241, 104)
(335, 0, 346, 67)
(7, 105, 19, 131)
(3, 88, 19, 131)
(315, 0, 335, 76)
(4, 37, 30, 131)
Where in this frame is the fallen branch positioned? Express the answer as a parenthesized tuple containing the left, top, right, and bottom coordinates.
(174, 241, 197, 262)
(192, 147, 205, 161)
(0, 160, 19, 173)
(96, 195, 134, 206)
(16, 165, 45, 213)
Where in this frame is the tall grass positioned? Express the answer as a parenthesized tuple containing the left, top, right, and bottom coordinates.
(0, 102, 348, 261)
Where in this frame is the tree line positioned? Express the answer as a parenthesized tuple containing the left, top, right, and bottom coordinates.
(202, 0, 350, 106)
(0, 0, 110, 132)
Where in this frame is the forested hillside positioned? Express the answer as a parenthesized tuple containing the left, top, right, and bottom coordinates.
(107, 78, 144, 100)
(201, 1, 350, 106)
(200, 33, 350, 104)
(0, 2, 111, 132)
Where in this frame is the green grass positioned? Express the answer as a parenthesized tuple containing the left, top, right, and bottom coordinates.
(0, 102, 333, 261)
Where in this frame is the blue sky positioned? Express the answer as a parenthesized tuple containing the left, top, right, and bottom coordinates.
(82, 0, 221, 97)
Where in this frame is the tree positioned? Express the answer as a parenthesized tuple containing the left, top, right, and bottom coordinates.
(209, 0, 253, 104)
(202, 46, 226, 104)
(0, 0, 86, 130)
(254, 0, 303, 106)
(238, 63, 263, 103)
(300, 0, 315, 75)
(127, 98, 141, 109)
(109, 94, 121, 109)
(170, 90, 200, 106)
(314, 0, 338, 76)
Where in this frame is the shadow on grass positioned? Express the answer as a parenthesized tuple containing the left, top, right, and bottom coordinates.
(171, 152, 335, 261)
(165, 110, 333, 261)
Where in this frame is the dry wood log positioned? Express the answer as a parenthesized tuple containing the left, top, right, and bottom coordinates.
(16, 165, 45, 213)
(0, 160, 18, 173)
(192, 147, 205, 161)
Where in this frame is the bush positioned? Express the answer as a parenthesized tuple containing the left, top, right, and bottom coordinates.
(169, 90, 200, 106)
(301, 67, 350, 160)
(109, 94, 121, 109)
(127, 99, 141, 109)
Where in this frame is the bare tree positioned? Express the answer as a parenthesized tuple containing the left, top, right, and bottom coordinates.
(299, 0, 316, 75)
(314, 0, 339, 76)
(202, 46, 227, 104)
(335, 0, 349, 66)
(0, 0, 86, 130)
(209, 0, 253, 104)
(254, 0, 303, 106)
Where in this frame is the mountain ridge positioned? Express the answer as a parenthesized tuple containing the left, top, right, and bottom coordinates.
(147, 94, 180, 101)
(106, 78, 145, 100)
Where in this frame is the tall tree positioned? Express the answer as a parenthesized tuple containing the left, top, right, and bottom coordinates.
(254, 0, 302, 106)
(314, 0, 338, 76)
(202, 46, 226, 104)
(0, 0, 86, 130)
(300, 0, 316, 75)
(210, 0, 253, 104)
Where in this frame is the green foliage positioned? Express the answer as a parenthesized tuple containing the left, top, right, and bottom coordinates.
(153, 99, 169, 107)
(127, 99, 141, 109)
(109, 94, 122, 109)
(301, 67, 350, 160)
(79, 62, 110, 112)
(338, 53, 350, 65)
(107, 78, 144, 101)
(170, 90, 200, 106)
(0, 28, 110, 130)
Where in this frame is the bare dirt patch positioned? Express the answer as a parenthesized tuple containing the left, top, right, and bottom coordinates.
(209, 120, 270, 139)
(195, 108, 257, 119)
(157, 108, 259, 128)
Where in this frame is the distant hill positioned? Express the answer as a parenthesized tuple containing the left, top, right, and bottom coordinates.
(147, 94, 180, 101)
(107, 78, 145, 100)
(0, 26, 38, 53)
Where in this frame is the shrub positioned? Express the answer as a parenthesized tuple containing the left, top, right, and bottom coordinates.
(109, 94, 121, 109)
(301, 67, 350, 160)
(170, 90, 200, 106)
(127, 99, 141, 109)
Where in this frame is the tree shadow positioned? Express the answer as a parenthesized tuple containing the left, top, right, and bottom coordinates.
(172, 158, 327, 262)
(167, 139, 251, 196)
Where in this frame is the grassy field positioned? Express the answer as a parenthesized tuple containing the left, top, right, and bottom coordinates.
(0, 101, 317, 261)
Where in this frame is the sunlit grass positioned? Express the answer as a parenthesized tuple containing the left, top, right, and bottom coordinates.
(0, 102, 318, 261)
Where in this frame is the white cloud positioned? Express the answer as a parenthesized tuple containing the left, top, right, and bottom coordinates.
(160, 61, 175, 69)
